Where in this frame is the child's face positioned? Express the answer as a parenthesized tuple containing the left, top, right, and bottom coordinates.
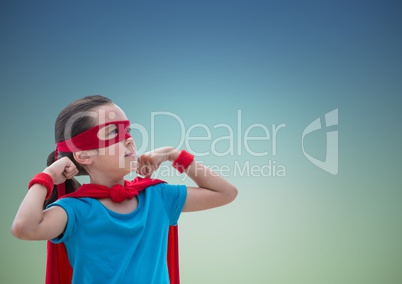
(88, 103, 137, 178)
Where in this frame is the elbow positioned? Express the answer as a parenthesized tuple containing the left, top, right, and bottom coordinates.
(11, 220, 33, 240)
(225, 184, 238, 205)
(11, 220, 24, 239)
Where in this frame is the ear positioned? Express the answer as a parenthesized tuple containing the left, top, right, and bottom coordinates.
(73, 150, 97, 165)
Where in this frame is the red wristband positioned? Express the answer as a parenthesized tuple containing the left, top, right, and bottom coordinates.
(28, 173, 54, 200)
(172, 150, 194, 173)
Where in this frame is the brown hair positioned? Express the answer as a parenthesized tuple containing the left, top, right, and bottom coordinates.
(44, 95, 113, 208)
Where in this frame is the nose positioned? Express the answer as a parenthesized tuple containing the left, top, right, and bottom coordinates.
(125, 137, 136, 150)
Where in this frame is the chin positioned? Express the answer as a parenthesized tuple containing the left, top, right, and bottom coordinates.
(121, 160, 137, 175)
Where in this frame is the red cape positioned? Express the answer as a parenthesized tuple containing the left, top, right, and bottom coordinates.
(46, 177, 180, 284)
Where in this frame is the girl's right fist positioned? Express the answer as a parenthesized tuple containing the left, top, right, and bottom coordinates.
(43, 157, 78, 185)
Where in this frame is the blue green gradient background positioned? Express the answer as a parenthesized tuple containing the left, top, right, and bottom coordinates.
(1, 0, 401, 283)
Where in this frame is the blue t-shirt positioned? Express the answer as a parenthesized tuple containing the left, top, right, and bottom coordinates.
(48, 183, 187, 284)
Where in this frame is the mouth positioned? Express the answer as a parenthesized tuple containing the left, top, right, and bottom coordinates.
(124, 152, 136, 158)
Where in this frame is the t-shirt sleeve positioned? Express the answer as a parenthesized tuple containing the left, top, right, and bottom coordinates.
(46, 198, 79, 244)
(153, 183, 187, 225)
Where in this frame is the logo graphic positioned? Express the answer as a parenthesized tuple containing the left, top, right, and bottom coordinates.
(302, 108, 338, 175)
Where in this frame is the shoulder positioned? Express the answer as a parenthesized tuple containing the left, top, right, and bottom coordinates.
(47, 197, 94, 218)
(146, 183, 187, 196)
(144, 183, 187, 204)
(50, 197, 94, 206)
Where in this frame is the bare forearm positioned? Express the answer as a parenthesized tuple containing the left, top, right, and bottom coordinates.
(185, 160, 235, 193)
(167, 148, 238, 211)
(166, 148, 235, 193)
(139, 147, 238, 211)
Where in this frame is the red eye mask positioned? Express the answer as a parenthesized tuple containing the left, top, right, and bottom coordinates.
(56, 120, 131, 152)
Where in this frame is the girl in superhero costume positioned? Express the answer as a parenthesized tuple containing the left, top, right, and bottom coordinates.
(11, 95, 237, 283)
